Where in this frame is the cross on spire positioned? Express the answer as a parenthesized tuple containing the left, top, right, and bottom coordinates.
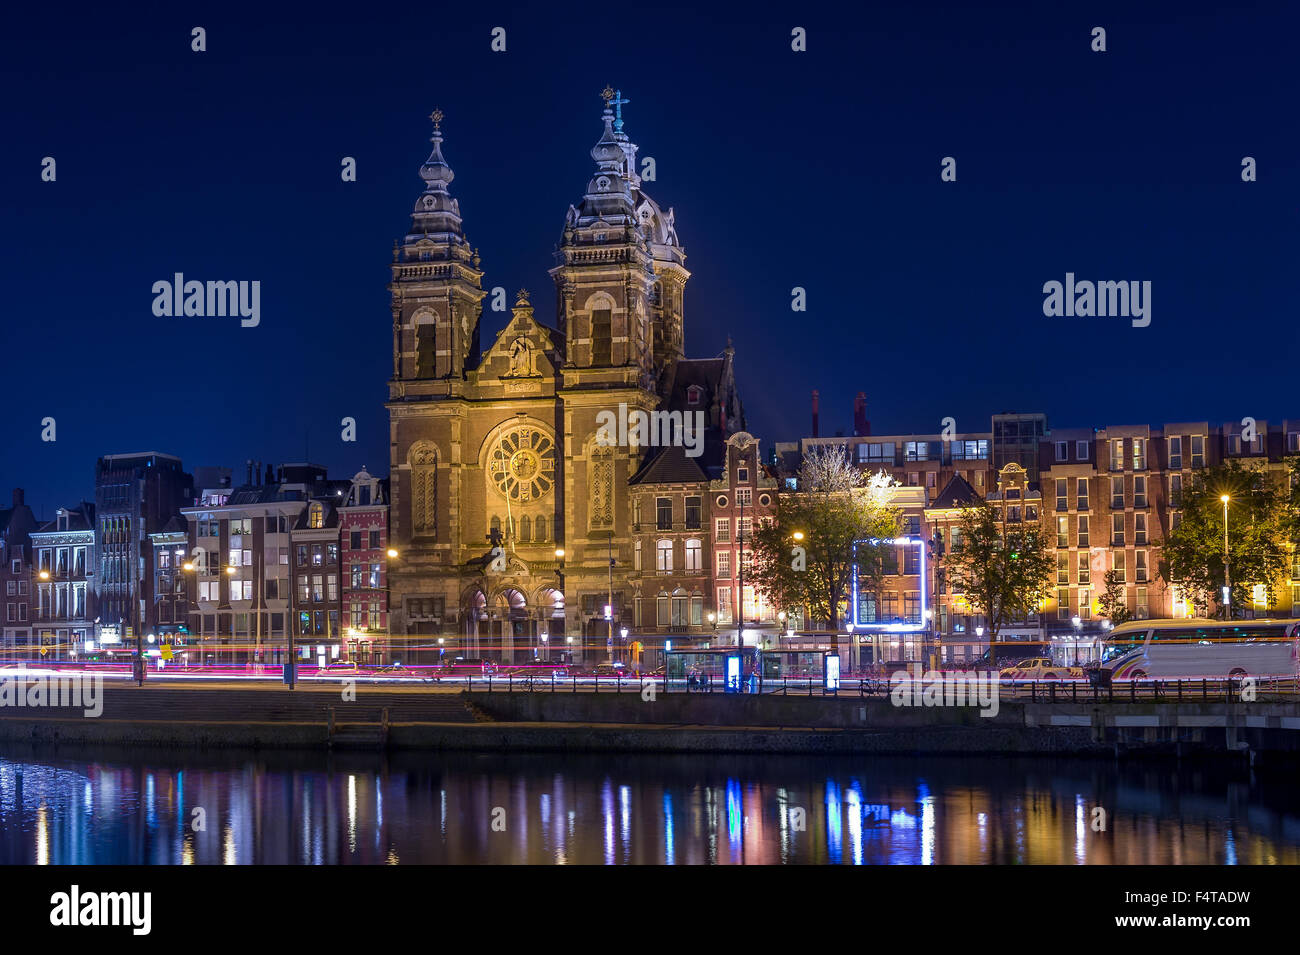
(610, 89, 629, 132)
(429, 108, 444, 130)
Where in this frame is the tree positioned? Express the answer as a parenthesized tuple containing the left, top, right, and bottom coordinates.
(1157, 461, 1291, 617)
(942, 502, 1053, 657)
(750, 446, 900, 647)
(1098, 569, 1132, 625)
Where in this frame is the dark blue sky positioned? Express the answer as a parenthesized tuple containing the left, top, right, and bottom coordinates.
(3, 0, 1297, 516)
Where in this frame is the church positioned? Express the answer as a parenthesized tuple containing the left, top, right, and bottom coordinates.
(385, 90, 749, 662)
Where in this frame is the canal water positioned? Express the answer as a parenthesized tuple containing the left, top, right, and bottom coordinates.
(1, 745, 1296, 864)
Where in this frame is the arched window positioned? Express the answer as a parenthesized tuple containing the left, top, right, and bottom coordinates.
(671, 588, 688, 628)
(534, 517, 547, 543)
(684, 538, 702, 572)
(656, 539, 673, 572)
(519, 515, 531, 542)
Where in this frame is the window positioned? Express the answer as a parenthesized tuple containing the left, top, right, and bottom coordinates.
(737, 467, 750, 483)
(1134, 513, 1147, 546)
(1078, 552, 1090, 586)
(1057, 588, 1070, 620)
(903, 548, 920, 576)
(1135, 550, 1148, 583)
(715, 518, 730, 543)
(1289, 432, 1300, 454)
(1076, 440, 1089, 460)
(1135, 587, 1148, 619)
(308, 504, 324, 529)
(656, 498, 673, 531)
(633, 540, 642, 571)
(656, 540, 673, 572)
(685, 497, 701, 530)
(310, 575, 323, 602)
(685, 539, 702, 572)
(1076, 478, 1089, 510)
(656, 591, 670, 627)
(1055, 479, 1068, 511)
(1109, 438, 1124, 470)
(716, 551, 731, 578)
(1111, 514, 1125, 546)
(311, 545, 323, 567)
(1056, 516, 1069, 548)
(716, 588, 732, 623)
(1132, 438, 1146, 471)
(591, 309, 612, 365)
(1190, 435, 1205, 468)
(1057, 554, 1069, 585)
(1113, 551, 1126, 583)
(1228, 434, 1241, 455)
(671, 589, 688, 628)
(1168, 436, 1182, 470)
(1110, 476, 1124, 509)
(1133, 476, 1146, 508)
(690, 594, 703, 626)
(1055, 441, 1068, 461)
(735, 488, 753, 507)
(1077, 515, 1089, 547)
(296, 545, 308, 566)
(737, 517, 752, 542)
(1169, 473, 1182, 507)
(369, 530, 381, 549)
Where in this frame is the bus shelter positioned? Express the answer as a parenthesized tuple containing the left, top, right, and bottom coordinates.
(666, 648, 834, 692)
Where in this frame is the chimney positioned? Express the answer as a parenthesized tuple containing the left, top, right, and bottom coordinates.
(256, 461, 263, 486)
(811, 390, 820, 438)
(246, 460, 254, 486)
(853, 392, 870, 437)
(12, 488, 24, 507)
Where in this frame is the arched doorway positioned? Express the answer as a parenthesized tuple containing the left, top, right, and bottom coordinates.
(535, 588, 566, 661)
(493, 588, 528, 663)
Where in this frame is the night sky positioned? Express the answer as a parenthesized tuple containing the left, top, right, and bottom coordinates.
(3, 0, 1296, 516)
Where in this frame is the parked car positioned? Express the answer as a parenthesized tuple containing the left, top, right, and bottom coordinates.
(999, 657, 1085, 681)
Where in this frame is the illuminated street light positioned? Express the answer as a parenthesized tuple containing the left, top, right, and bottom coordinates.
(39, 570, 49, 580)
(386, 548, 398, 558)
(792, 531, 805, 541)
(225, 566, 237, 575)
(554, 548, 565, 559)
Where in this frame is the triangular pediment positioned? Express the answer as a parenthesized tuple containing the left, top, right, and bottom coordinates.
(477, 292, 560, 382)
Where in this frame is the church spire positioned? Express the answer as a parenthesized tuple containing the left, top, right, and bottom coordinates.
(406, 108, 466, 249)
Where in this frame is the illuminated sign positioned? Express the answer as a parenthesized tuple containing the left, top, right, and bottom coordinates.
(824, 653, 841, 691)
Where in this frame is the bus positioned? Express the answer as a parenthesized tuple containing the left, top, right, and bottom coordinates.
(1100, 618, 1300, 681)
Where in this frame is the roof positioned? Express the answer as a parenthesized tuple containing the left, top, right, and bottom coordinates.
(925, 475, 983, 511)
(629, 445, 711, 486)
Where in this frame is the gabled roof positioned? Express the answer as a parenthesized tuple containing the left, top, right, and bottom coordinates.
(925, 475, 983, 511)
(629, 445, 711, 486)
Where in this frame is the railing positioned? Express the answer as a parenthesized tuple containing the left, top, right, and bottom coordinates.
(459, 672, 1300, 701)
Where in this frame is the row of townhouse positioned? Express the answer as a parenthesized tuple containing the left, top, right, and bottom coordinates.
(1, 455, 394, 666)
(780, 399, 1300, 666)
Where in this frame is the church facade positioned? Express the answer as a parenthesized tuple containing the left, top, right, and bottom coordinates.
(385, 92, 745, 662)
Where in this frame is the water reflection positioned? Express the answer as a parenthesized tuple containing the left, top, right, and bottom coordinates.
(0, 746, 1296, 865)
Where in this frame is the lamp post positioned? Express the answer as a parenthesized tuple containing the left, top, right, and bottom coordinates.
(1071, 614, 1082, 667)
(1220, 494, 1231, 619)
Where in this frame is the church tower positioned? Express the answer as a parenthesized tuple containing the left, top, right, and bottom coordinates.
(389, 110, 486, 386)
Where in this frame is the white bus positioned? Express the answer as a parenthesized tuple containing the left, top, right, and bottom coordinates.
(1100, 618, 1300, 681)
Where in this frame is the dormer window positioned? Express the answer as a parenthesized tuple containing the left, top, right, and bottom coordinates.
(687, 385, 703, 406)
(308, 503, 324, 529)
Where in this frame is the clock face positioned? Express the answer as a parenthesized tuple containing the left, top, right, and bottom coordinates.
(489, 427, 556, 502)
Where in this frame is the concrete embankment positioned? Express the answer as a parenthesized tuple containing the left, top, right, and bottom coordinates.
(0, 682, 1296, 757)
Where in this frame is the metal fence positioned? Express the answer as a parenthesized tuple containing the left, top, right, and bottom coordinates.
(461, 672, 1298, 702)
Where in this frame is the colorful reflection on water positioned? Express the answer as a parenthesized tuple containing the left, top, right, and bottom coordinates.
(1, 746, 1297, 864)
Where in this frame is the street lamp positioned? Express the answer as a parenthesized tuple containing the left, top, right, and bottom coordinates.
(1071, 614, 1082, 666)
(1220, 494, 1231, 619)
(620, 626, 628, 666)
